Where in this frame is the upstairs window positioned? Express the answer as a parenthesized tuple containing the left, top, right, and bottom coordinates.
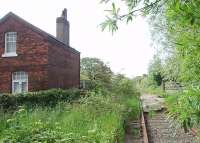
(2, 32, 17, 57)
(12, 71, 28, 94)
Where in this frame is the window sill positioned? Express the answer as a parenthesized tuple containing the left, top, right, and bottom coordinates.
(2, 53, 18, 57)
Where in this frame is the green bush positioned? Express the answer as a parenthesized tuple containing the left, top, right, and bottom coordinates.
(165, 89, 200, 134)
(112, 76, 138, 97)
(0, 88, 80, 110)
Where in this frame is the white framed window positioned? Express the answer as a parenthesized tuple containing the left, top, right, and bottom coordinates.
(2, 32, 17, 57)
(12, 71, 28, 94)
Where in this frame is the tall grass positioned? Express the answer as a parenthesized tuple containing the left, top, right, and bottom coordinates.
(0, 93, 140, 143)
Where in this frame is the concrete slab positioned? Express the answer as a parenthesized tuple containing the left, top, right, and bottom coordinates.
(141, 94, 165, 112)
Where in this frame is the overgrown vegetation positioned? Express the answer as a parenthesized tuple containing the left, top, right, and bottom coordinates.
(0, 88, 80, 110)
(0, 92, 139, 143)
(100, 0, 200, 139)
(0, 57, 140, 143)
(80, 57, 113, 92)
(165, 89, 200, 136)
(0, 89, 140, 143)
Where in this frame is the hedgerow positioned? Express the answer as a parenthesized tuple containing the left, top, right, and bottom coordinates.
(0, 88, 80, 110)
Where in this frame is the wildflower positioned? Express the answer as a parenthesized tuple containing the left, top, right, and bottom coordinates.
(6, 118, 15, 123)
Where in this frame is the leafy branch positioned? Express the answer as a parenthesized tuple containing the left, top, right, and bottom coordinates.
(100, 0, 163, 33)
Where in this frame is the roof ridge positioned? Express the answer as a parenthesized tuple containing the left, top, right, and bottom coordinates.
(0, 12, 80, 54)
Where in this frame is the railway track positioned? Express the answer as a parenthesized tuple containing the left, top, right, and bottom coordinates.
(144, 110, 196, 143)
(126, 94, 198, 143)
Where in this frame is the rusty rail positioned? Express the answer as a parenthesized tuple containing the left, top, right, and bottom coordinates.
(141, 111, 149, 143)
(139, 98, 149, 143)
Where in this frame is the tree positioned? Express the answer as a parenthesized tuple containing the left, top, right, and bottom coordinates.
(165, 1, 200, 83)
(100, 0, 200, 136)
(162, 54, 181, 82)
(148, 55, 164, 86)
(81, 57, 113, 90)
(150, 0, 200, 84)
(100, 0, 200, 84)
(112, 74, 137, 96)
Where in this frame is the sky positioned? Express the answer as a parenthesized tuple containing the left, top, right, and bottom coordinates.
(0, 0, 155, 77)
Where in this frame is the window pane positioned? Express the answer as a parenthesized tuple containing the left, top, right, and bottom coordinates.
(21, 73, 25, 80)
(22, 82, 28, 92)
(12, 72, 28, 93)
(6, 43, 11, 52)
(5, 32, 17, 54)
(13, 82, 20, 93)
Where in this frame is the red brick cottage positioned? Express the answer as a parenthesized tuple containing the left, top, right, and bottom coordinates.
(0, 9, 80, 93)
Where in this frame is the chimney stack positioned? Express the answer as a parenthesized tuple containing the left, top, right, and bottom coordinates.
(56, 8, 70, 46)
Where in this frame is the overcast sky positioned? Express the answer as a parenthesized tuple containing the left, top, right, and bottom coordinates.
(0, 0, 155, 77)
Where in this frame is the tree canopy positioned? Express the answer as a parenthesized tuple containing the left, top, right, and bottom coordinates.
(100, 0, 200, 136)
(81, 57, 113, 90)
(101, 0, 200, 86)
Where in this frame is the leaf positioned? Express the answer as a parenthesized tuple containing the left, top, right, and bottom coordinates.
(126, 15, 133, 24)
(112, 3, 116, 14)
(190, 16, 195, 25)
(100, 16, 118, 34)
(100, 0, 110, 3)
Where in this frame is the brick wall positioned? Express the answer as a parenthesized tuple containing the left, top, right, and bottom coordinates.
(0, 16, 49, 93)
(0, 71, 11, 93)
(0, 14, 80, 93)
(48, 40, 80, 89)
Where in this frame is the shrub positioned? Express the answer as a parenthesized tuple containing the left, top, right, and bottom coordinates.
(0, 88, 80, 110)
(0, 95, 126, 143)
(0, 90, 141, 143)
(165, 89, 200, 133)
(112, 76, 138, 97)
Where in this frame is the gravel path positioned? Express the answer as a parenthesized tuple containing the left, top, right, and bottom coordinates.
(141, 94, 197, 143)
(145, 111, 196, 143)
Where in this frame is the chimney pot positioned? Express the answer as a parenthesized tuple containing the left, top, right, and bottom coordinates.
(56, 8, 70, 46)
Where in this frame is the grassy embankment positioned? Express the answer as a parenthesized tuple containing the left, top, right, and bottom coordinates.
(0, 89, 140, 143)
